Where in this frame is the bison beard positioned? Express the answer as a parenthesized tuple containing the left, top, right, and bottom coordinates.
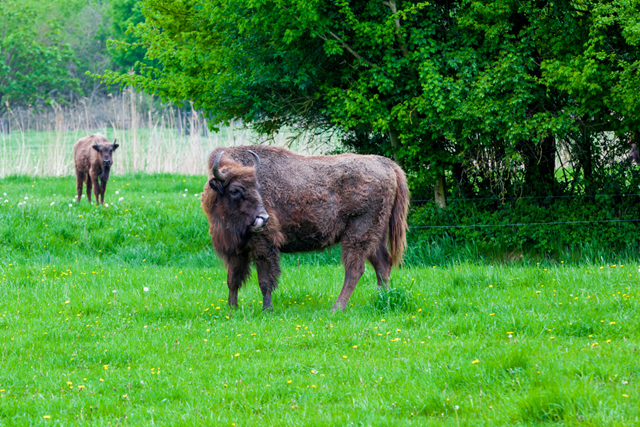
(201, 145, 409, 311)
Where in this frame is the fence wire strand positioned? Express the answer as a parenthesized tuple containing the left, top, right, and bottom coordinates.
(409, 218, 640, 230)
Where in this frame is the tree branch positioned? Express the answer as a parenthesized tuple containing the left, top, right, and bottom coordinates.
(319, 31, 378, 68)
(383, 0, 410, 58)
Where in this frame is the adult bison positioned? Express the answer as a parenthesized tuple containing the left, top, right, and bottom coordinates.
(73, 134, 119, 204)
(201, 145, 409, 311)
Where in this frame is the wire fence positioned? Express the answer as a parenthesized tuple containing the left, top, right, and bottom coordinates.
(408, 218, 640, 230)
(410, 193, 640, 204)
(407, 193, 640, 230)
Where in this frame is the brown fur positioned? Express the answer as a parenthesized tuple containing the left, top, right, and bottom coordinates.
(73, 134, 119, 204)
(201, 145, 409, 311)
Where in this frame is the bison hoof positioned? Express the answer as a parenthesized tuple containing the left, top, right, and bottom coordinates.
(262, 305, 273, 312)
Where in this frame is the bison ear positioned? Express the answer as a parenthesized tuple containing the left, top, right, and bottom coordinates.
(92, 144, 100, 152)
(209, 178, 224, 195)
(112, 144, 120, 150)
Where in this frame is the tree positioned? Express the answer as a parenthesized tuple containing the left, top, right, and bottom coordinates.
(101, 0, 640, 202)
(108, 0, 147, 72)
(0, 1, 79, 114)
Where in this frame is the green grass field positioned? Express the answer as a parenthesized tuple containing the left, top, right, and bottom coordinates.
(1, 175, 639, 426)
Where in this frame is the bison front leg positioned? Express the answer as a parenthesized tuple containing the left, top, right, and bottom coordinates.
(99, 176, 108, 204)
(226, 255, 251, 308)
(89, 174, 101, 204)
(254, 254, 281, 311)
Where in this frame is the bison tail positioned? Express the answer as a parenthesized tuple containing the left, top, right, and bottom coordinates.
(389, 163, 409, 267)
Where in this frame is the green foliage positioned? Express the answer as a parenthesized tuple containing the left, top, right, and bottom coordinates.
(108, 0, 147, 71)
(0, 1, 79, 112)
(410, 194, 640, 257)
(98, 0, 640, 203)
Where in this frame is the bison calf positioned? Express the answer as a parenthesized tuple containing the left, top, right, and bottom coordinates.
(73, 134, 119, 205)
(201, 146, 409, 311)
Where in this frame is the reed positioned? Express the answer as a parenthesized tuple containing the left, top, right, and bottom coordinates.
(0, 89, 332, 177)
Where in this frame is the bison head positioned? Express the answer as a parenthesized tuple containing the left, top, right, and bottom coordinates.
(92, 138, 119, 167)
(207, 151, 269, 235)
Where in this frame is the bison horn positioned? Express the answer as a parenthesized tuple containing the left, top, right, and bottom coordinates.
(248, 150, 260, 171)
(212, 151, 227, 182)
(112, 138, 117, 146)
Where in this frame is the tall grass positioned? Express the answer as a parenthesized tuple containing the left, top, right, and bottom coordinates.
(0, 90, 336, 177)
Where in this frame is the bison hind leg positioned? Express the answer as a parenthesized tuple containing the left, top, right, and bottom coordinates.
(367, 237, 392, 290)
(332, 241, 371, 312)
(75, 171, 86, 203)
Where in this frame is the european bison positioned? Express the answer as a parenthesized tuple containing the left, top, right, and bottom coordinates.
(73, 134, 119, 204)
(201, 145, 409, 311)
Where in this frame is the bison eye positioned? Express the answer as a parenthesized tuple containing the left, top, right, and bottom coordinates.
(229, 189, 241, 197)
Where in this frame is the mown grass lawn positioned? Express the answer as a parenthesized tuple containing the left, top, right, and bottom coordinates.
(1, 175, 639, 426)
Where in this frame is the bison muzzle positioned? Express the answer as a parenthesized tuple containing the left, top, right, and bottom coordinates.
(201, 145, 409, 311)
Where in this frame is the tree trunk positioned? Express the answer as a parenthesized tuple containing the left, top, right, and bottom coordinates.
(577, 125, 593, 194)
(434, 167, 446, 208)
(519, 133, 557, 196)
(452, 161, 471, 198)
(538, 133, 556, 191)
(389, 129, 403, 167)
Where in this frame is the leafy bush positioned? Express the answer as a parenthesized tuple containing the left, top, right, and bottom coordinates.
(408, 195, 640, 257)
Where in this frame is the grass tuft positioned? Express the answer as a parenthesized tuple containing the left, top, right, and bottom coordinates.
(371, 286, 413, 313)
